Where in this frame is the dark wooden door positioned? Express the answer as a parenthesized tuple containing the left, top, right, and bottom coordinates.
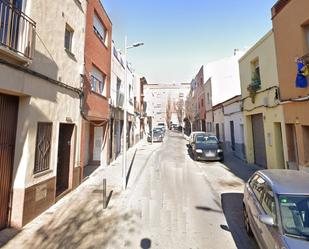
(0, 93, 19, 230)
(56, 124, 74, 196)
(252, 114, 267, 168)
(230, 121, 235, 151)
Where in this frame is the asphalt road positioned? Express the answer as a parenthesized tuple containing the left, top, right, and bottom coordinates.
(122, 131, 259, 249)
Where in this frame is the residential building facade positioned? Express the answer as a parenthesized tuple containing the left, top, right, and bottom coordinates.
(240, 30, 288, 169)
(222, 95, 246, 160)
(186, 52, 243, 134)
(0, 0, 86, 229)
(213, 103, 224, 142)
(80, 0, 112, 178)
(272, 0, 309, 171)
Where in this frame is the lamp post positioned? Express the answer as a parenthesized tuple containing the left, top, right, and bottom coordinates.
(122, 36, 144, 190)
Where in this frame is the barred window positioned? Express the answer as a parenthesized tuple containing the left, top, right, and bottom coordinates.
(34, 123, 52, 174)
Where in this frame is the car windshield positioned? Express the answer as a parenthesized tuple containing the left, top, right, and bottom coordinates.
(279, 195, 309, 240)
(196, 136, 218, 144)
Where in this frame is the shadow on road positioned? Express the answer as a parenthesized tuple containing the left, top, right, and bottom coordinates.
(196, 206, 222, 213)
(221, 193, 258, 249)
(0, 228, 20, 247)
(222, 153, 260, 182)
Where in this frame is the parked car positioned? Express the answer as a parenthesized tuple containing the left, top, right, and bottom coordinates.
(189, 131, 207, 146)
(157, 122, 166, 132)
(147, 130, 164, 142)
(153, 127, 165, 136)
(243, 170, 309, 249)
(191, 134, 224, 161)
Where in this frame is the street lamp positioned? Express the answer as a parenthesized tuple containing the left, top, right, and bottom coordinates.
(122, 36, 144, 190)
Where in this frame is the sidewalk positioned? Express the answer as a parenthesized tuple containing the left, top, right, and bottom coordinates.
(0, 139, 161, 249)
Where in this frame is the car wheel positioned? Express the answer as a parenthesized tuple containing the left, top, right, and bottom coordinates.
(243, 206, 253, 236)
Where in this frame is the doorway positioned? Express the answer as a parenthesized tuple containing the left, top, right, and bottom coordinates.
(252, 114, 267, 168)
(274, 123, 285, 169)
(109, 119, 114, 160)
(0, 93, 19, 230)
(230, 121, 235, 151)
(56, 123, 74, 197)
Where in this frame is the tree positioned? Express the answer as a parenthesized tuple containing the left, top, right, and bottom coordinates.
(165, 97, 173, 128)
(175, 99, 184, 125)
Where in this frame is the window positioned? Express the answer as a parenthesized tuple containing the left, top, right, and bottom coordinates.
(261, 186, 277, 221)
(91, 66, 106, 96)
(251, 58, 261, 86)
(207, 93, 210, 104)
(34, 123, 52, 174)
(64, 24, 74, 52)
(93, 12, 107, 45)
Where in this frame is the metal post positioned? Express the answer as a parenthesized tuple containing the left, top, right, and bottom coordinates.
(151, 116, 153, 144)
(122, 36, 128, 190)
(103, 178, 107, 209)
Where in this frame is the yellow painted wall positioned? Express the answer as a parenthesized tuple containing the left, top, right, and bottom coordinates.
(239, 31, 288, 169)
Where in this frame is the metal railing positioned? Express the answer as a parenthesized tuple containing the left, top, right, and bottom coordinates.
(0, 1, 36, 59)
(91, 75, 105, 95)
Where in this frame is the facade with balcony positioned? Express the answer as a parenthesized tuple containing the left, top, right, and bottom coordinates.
(272, 0, 309, 171)
(0, 0, 86, 229)
(240, 30, 288, 169)
(110, 41, 125, 161)
(80, 0, 112, 176)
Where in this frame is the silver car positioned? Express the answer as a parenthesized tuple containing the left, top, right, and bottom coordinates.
(243, 170, 309, 249)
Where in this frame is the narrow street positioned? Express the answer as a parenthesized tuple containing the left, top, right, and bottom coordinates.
(1, 131, 260, 249)
(120, 131, 259, 249)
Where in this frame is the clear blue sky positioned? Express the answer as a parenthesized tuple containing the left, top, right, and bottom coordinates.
(101, 0, 276, 83)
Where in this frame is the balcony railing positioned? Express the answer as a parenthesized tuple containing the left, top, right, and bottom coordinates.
(0, 1, 36, 59)
(91, 75, 105, 95)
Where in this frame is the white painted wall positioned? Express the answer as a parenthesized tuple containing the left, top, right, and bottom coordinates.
(203, 52, 244, 106)
(224, 100, 244, 146)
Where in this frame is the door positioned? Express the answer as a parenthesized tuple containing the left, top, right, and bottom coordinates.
(56, 124, 74, 197)
(109, 119, 113, 160)
(93, 126, 103, 161)
(230, 121, 235, 151)
(274, 123, 285, 169)
(252, 114, 267, 168)
(0, 93, 18, 230)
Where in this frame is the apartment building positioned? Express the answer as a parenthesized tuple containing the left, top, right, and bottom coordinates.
(272, 0, 309, 171)
(80, 0, 112, 178)
(186, 53, 243, 134)
(0, 0, 86, 229)
(240, 30, 287, 169)
(144, 83, 190, 128)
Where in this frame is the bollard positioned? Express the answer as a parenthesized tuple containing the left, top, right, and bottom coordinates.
(103, 178, 107, 209)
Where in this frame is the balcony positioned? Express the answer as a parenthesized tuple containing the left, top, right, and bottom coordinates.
(0, 1, 36, 63)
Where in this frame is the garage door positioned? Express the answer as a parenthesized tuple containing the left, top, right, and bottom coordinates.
(0, 93, 19, 230)
(252, 114, 267, 168)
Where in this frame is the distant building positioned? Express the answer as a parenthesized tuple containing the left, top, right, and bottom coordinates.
(144, 83, 190, 128)
(186, 52, 243, 134)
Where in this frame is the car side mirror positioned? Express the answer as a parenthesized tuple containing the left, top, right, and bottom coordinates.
(259, 214, 276, 227)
